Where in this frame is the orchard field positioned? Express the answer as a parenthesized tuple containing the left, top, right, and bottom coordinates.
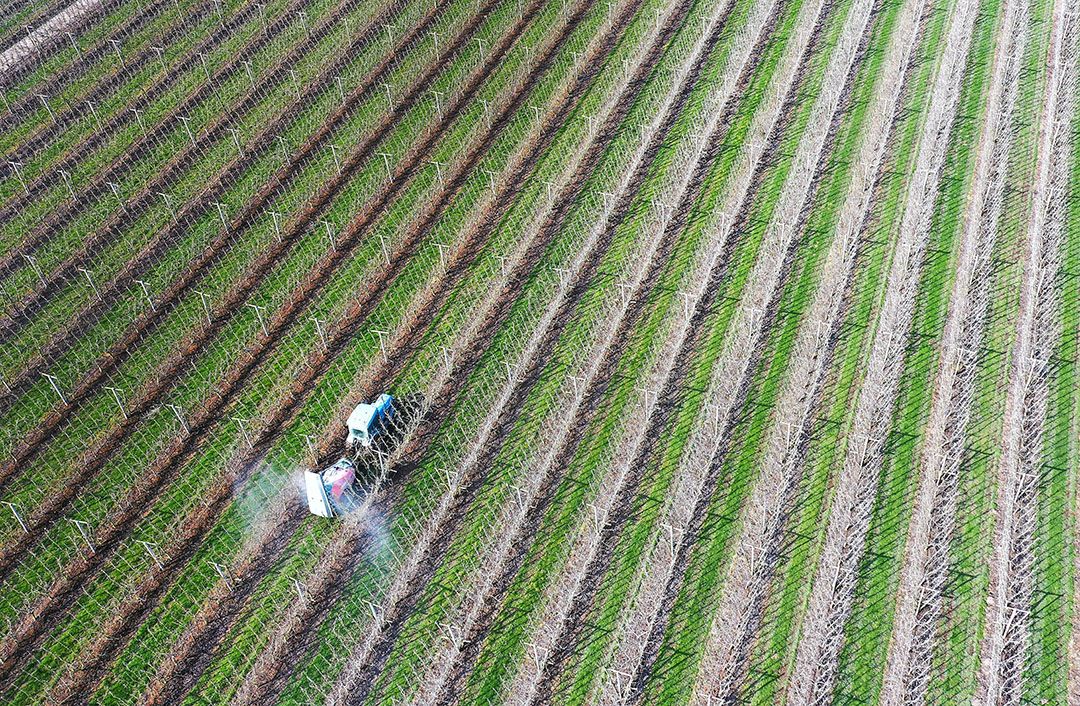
(0, 0, 1077, 702)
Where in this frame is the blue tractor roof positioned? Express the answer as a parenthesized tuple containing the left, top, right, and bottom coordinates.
(347, 394, 394, 434)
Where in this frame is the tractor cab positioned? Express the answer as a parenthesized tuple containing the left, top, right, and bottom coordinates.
(346, 393, 395, 448)
(304, 458, 363, 517)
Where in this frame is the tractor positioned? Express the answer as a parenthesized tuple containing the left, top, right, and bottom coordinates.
(304, 394, 396, 517)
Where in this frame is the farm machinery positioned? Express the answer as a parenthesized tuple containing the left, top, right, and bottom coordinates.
(304, 394, 396, 518)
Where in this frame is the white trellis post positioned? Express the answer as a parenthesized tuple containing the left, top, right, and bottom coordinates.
(68, 518, 95, 551)
(678, 290, 693, 319)
(9, 161, 27, 195)
(373, 329, 389, 362)
(232, 416, 253, 447)
(330, 144, 342, 174)
(425, 158, 442, 183)
(41, 373, 68, 404)
(131, 107, 146, 133)
(194, 290, 213, 324)
(177, 114, 195, 146)
(60, 169, 75, 198)
(158, 191, 176, 220)
(378, 152, 393, 179)
(310, 316, 328, 347)
(378, 232, 391, 265)
(210, 560, 229, 582)
(36, 93, 54, 120)
(433, 241, 448, 269)
(2, 502, 27, 533)
(214, 201, 229, 228)
(138, 540, 163, 568)
(290, 68, 301, 98)
(243, 60, 255, 89)
(336, 75, 345, 102)
(66, 31, 81, 56)
(108, 38, 123, 64)
(86, 99, 102, 129)
(569, 374, 584, 398)
(227, 127, 242, 152)
(107, 181, 128, 213)
(269, 210, 283, 241)
(277, 134, 290, 162)
(22, 253, 44, 284)
(104, 386, 127, 419)
(320, 218, 337, 248)
(165, 403, 189, 433)
(637, 385, 656, 410)
(77, 267, 100, 298)
(133, 279, 156, 311)
(246, 303, 269, 336)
